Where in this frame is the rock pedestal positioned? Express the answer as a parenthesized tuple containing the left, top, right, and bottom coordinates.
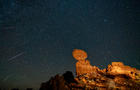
(39, 49, 140, 90)
(72, 49, 99, 76)
(76, 60, 98, 76)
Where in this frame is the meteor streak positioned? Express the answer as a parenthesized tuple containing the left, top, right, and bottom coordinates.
(8, 52, 24, 61)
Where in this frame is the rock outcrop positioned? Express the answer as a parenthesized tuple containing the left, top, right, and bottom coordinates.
(106, 62, 139, 79)
(39, 71, 76, 90)
(39, 49, 140, 90)
(72, 49, 140, 89)
(75, 60, 99, 76)
(73, 49, 99, 76)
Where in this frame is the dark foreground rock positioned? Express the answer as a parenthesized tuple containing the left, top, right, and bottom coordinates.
(39, 70, 140, 90)
(39, 71, 76, 90)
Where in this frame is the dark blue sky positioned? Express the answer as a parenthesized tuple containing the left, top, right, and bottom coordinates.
(0, 0, 140, 89)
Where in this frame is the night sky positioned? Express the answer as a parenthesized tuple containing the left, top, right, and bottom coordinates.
(0, 0, 140, 89)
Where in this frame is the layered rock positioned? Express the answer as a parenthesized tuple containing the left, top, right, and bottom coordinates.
(39, 49, 140, 90)
(40, 69, 140, 90)
(72, 49, 140, 89)
(76, 60, 99, 76)
(72, 49, 99, 76)
(107, 62, 140, 79)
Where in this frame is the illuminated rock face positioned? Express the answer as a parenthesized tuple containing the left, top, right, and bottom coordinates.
(39, 49, 140, 90)
(107, 62, 139, 79)
(74, 61, 140, 89)
(72, 49, 140, 79)
(72, 49, 87, 61)
(72, 49, 99, 76)
(76, 60, 98, 76)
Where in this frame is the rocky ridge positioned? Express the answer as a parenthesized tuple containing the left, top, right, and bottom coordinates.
(39, 49, 140, 90)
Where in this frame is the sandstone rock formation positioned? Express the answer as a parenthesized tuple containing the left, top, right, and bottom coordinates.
(39, 49, 140, 90)
(106, 62, 140, 79)
(75, 60, 100, 76)
(72, 49, 140, 89)
(72, 49, 140, 79)
(72, 49, 99, 76)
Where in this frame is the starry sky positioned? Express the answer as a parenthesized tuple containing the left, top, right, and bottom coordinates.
(0, 0, 140, 89)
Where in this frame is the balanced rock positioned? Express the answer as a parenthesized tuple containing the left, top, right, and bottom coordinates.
(72, 49, 99, 76)
(39, 49, 140, 90)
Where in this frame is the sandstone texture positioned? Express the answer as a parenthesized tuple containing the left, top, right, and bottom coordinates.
(39, 49, 140, 90)
(74, 61, 140, 89)
(76, 60, 99, 76)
